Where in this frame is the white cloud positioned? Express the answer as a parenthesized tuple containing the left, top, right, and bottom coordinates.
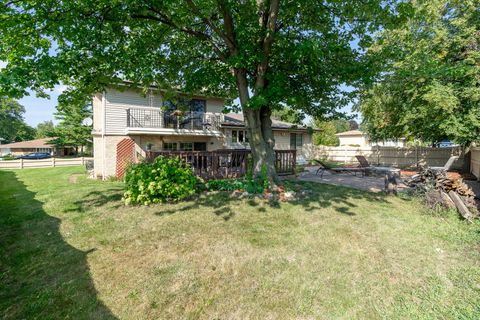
(53, 84, 67, 94)
(0, 61, 7, 70)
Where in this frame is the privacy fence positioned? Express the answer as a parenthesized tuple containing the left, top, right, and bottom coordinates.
(146, 149, 296, 180)
(302, 146, 465, 170)
(471, 147, 480, 179)
(0, 157, 92, 169)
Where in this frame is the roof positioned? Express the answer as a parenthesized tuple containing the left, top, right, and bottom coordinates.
(222, 113, 315, 131)
(0, 138, 56, 149)
(335, 130, 364, 137)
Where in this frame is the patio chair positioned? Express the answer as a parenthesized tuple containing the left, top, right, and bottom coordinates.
(355, 155, 372, 168)
(312, 159, 365, 178)
(429, 155, 459, 173)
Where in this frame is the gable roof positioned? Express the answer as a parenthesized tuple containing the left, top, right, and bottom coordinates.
(0, 138, 56, 149)
(335, 130, 364, 137)
(222, 113, 315, 131)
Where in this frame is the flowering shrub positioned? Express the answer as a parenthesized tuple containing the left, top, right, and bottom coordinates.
(123, 156, 199, 205)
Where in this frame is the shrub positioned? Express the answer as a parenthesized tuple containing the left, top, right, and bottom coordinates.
(123, 156, 199, 205)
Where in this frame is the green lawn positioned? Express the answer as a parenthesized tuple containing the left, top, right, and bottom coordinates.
(1, 167, 479, 319)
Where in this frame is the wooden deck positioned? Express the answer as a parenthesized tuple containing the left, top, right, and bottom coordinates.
(146, 149, 296, 179)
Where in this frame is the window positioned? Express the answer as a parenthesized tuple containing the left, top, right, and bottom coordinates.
(193, 142, 207, 151)
(163, 142, 177, 151)
(36, 148, 52, 154)
(179, 142, 193, 151)
(231, 130, 248, 143)
(290, 133, 303, 149)
(163, 99, 206, 129)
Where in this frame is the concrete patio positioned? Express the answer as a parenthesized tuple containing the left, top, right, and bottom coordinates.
(297, 166, 407, 193)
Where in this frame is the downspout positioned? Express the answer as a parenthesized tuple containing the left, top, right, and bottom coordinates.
(102, 91, 107, 180)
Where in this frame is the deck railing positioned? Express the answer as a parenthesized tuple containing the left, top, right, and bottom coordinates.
(127, 107, 222, 131)
(145, 149, 296, 179)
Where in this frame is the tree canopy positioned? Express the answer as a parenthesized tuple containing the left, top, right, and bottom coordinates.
(0, 0, 402, 180)
(50, 102, 92, 155)
(357, 0, 480, 145)
(0, 97, 36, 143)
(35, 120, 55, 138)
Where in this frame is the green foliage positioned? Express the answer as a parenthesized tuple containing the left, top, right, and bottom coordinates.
(0, 0, 400, 175)
(123, 156, 199, 205)
(1, 154, 15, 160)
(50, 102, 92, 154)
(35, 120, 55, 139)
(206, 179, 246, 192)
(312, 120, 339, 146)
(271, 107, 305, 125)
(0, 97, 36, 143)
(357, 0, 480, 145)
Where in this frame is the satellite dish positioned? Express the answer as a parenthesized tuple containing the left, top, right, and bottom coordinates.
(82, 118, 93, 126)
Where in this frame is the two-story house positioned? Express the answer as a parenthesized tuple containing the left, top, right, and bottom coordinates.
(92, 84, 314, 178)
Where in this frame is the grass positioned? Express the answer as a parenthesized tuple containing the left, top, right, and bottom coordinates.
(1, 166, 479, 319)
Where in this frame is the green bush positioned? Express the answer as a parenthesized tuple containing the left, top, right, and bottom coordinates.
(123, 156, 199, 205)
(1, 154, 15, 160)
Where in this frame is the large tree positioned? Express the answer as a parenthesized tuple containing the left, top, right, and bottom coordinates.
(0, 0, 400, 182)
(35, 120, 55, 138)
(0, 97, 36, 143)
(50, 102, 92, 155)
(357, 0, 480, 145)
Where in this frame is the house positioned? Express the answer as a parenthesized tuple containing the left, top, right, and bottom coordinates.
(335, 130, 405, 148)
(92, 85, 315, 178)
(0, 138, 76, 156)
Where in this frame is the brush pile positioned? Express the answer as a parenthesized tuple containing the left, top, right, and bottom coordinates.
(405, 169, 478, 222)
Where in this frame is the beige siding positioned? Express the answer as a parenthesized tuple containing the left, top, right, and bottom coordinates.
(273, 131, 291, 149)
(104, 88, 163, 135)
(101, 88, 225, 135)
(205, 98, 224, 113)
(93, 93, 103, 133)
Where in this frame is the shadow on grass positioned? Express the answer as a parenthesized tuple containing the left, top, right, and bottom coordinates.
(154, 180, 392, 218)
(64, 188, 124, 213)
(59, 176, 394, 220)
(0, 171, 117, 319)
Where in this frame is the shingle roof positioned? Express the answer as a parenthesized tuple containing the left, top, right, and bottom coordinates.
(222, 113, 313, 131)
(0, 138, 56, 149)
(335, 130, 364, 137)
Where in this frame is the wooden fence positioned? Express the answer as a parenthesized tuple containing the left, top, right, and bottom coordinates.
(146, 149, 296, 179)
(471, 147, 480, 179)
(302, 145, 464, 170)
(0, 157, 92, 169)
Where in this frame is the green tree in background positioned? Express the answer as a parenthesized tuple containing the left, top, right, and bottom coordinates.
(35, 120, 55, 138)
(0, 0, 403, 183)
(357, 0, 480, 145)
(0, 97, 36, 143)
(50, 102, 92, 155)
(313, 120, 339, 146)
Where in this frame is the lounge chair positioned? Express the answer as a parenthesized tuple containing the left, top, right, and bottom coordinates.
(312, 159, 366, 178)
(429, 155, 459, 173)
(355, 155, 372, 168)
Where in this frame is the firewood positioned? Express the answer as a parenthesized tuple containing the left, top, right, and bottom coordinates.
(449, 191, 473, 222)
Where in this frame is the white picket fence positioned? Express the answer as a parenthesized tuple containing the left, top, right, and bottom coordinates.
(302, 145, 465, 170)
(471, 147, 480, 179)
(0, 157, 93, 169)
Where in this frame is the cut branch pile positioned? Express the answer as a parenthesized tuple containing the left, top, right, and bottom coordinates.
(405, 169, 478, 222)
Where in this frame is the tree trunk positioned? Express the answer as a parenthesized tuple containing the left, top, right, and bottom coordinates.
(234, 69, 279, 185)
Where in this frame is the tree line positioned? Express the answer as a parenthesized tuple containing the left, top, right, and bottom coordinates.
(0, 97, 92, 155)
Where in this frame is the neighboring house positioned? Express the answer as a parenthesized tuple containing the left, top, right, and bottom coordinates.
(0, 138, 76, 156)
(92, 85, 315, 178)
(335, 130, 405, 148)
